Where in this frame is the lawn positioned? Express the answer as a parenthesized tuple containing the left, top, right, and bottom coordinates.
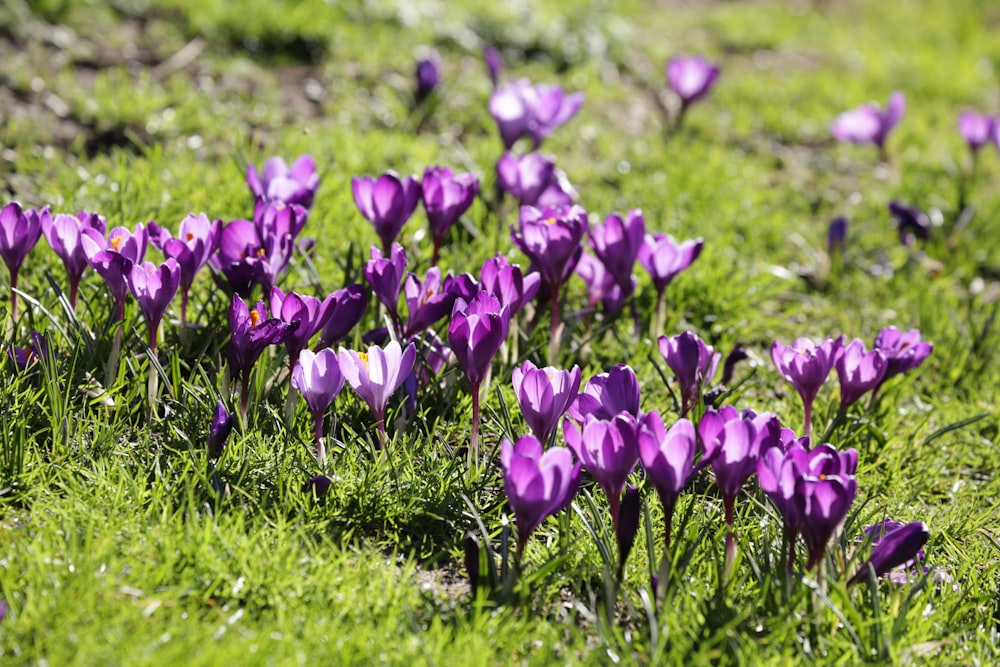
(1, 0, 999, 664)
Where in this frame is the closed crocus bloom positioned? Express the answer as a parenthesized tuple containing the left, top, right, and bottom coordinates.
(270, 287, 335, 369)
(658, 331, 720, 415)
(501, 435, 581, 557)
(479, 255, 540, 316)
(338, 340, 416, 446)
(0, 203, 45, 321)
(292, 348, 345, 454)
(444, 272, 479, 303)
(957, 110, 995, 154)
(831, 91, 906, 157)
(81, 222, 148, 321)
(414, 52, 442, 103)
(835, 338, 888, 410)
(666, 56, 720, 111)
(849, 521, 931, 585)
(888, 201, 932, 246)
(126, 259, 181, 350)
(796, 471, 857, 570)
(511, 204, 587, 306)
(698, 406, 781, 502)
(512, 360, 582, 446)
(207, 401, 235, 460)
(352, 172, 421, 255)
(247, 154, 320, 210)
(496, 152, 556, 207)
(228, 294, 298, 418)
(827, 216, 848, 257)
(638, 233, 704, 301)
(575, 252, 632, 313)
(483, 45, 503, 89)
(589, 209, 645, 290)
(448, 292, 510, 389)
(568, 364, 642, 422)
(42, 210, 106, 310)
(564, 412, 641, 528)
(770, 336, 843, 437)
(489, 78, 584, 149)
(421, 166, 478, 265)
(316, 284, 367, 349)
(364, 243, 408, 321)
(149, 213, 221, 327)
(403, 267, 456, 338)
(872, 326, 932, 386)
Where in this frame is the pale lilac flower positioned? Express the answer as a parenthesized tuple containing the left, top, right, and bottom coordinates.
(42, 210, 106, 309)
(658, 331, 720, 415)
(247, 154, 320, 210)
(338, 340, 416, 447)
(666, 56, 720, 115)
(831, 91, 906, 157)
(834, 338, 888, 410)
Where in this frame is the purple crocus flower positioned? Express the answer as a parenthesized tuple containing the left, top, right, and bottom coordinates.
(212, 203, 301, 299)
(247, 154, 320, 210)
(638, 233, 704, 310)
(484, 46, 503, 89)
(849, 520, 931, 585)
(575, 252, 633, 314)
(338, 340, 416, 447)
(501, 435, 581, 560)
(402, 267, 456, 339)
(827, 216, 848, 257)
(721, 346, 748, 386)
(563, 411, 641, 529)
(770, 336, 843, 438)
(7, 330, 47, 374)
(488, 78, 584, 149)
(511, 204, 588, 335)
(208, 400, 235, 459)
(834, 338, 888, 411)
(479, 255, 540, 316)
(81, 223, 148, 322)
(270, 287, 335, 371)
(957, 110, 995, 154)
(316, 284, 367, 349)
(872, 326, 932, 387)
(228, 294, 298, 419)
(212, 220, 265, 298)
(421, 166, 478, 266)
(363, 243, 408, 323)
(42, 210, 106, 310)
(888, 201, 932, 247)
(445, 272, 479, 303)
(666, 56, 720, 121)
(292, 348, 345, 462)
(126, 259, 181, 350)
(658, 331, 721, 416)
(831, 91, 906, 159)
(149, 213, 221, 327)
(352, 172, 421, 255)
(414, 52, 442, 103)
(797, 469, 857, 570)
(512, 360, 582, 446)
(639, 413, 711, 550)
(0, 202, 45, 321)
(568, 364, 642, 422)
(496, 152, 556, 207)
(535, 168, 578, 208)
(589, 209, 645, 291)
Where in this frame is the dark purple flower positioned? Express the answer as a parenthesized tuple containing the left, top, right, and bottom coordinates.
(831, 91, 906, 154)
(415, 52, 442, 103)
(873, 326, 933, 386)
(698, 406, 781, 503)
(849, 521, 931, 585)
(828, 216, 848, 257)
(448, 291, 510, 389)
(303, 474, 333, 497)
(316, 284, 367, 349)
(352, 172, 421, 254)
(7, 330, 46, 373)
(721, 346, 748, 386)
(888, 201, 932, 246)
(247, 154, 320, 210)
(666, 56, 720, 110)
(421, 166, 478, 265)
(563, 412, 641, 529)
(479, 255, 540, 316)
(512, 360, 582, 446)
(403, 267, 456, 338)
(616, 485, 642, 581)
(659, 331, 720, 415)
(501, 435, 581, 556)
(149, 213, 221, 326)
(574, 252, 633, 314)
(796, 470, 857, 570)
(363, 243, 408, 322)
(770, 336, 843, 437)
(270, 287, 335, 368)
(228, 294, 298, 417)
(484, 46, 503, 89)
(126, 259, 181, 350)
(957, 110, 995, 154)
(590, 209, 645, 290)
(208, 400, 234, 459)
(511, 204, 588, 321)
(638, 233, 703, 301)
(568, 364, 642, 422)
(292, 348, 345, 456)
(81, 223, 148, 321)
(0, 202, 45, 320)
(42, 210, 106, 309)
(445, 272, 479, 302)
(488, 78, 584, 149)
(835, 338, 888, 410)
(496, 152, 556, 206)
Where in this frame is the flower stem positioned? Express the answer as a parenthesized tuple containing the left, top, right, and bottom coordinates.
(803, 400, 813, 441)
(375, 414, 388, 450)
(9, 271, 17, 324)
(469, 381, 481, 475)
(547, 287, 561, 366)
(722, 496, 736, 590)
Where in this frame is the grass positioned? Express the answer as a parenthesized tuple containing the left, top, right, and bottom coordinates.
(2, 0, 1000, 664)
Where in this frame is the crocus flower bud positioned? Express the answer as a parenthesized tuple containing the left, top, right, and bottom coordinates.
(770, 336, 843, 436)
(827, 216, 848, 257)
(831, 91, 906, 154)
(957, 110, 995, 154)
(589, 209, 645, 290)
(849, 521, 930, 585)
(292, 348, 345, 450)
(448, 291, 511, 389)
(567, 364, 642, 422)
(563, 412, 641, 528)
(512, 360, 582, 446)
(616, 485, 642, 581)
(872, 326, 932, 386)
(483, 46, 503, 89)
(834, 338, 888, 410)
(796, 470, 857, 570)
(479, 255, 540, 316)
(414, 52, 442, 103)
(666, 56, 720, 111)
(352, 172, 421, 254)
(364, 243, 409, 320)
(317, 284, 367, 349)
(888, 201, 931, 246)
(208, 401, 234, 459)
(247, 155, 320, 210)
(0, 204, 44, 314)
(721, 346, 748, 386)
(496, 152, 556, 207)
(126, 259, 181, 350)
(421, 166, 478, 265)
(302, 475, 333, 498)
(658, 331, 720, 415)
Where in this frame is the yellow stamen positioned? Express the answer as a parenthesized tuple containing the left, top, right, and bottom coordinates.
(545, 217, 557, 225)
(357, 352, 369, 374)
(110, 236, 122, 251)
(256, 248, 266, 258)
(249, 309, 261, 327)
